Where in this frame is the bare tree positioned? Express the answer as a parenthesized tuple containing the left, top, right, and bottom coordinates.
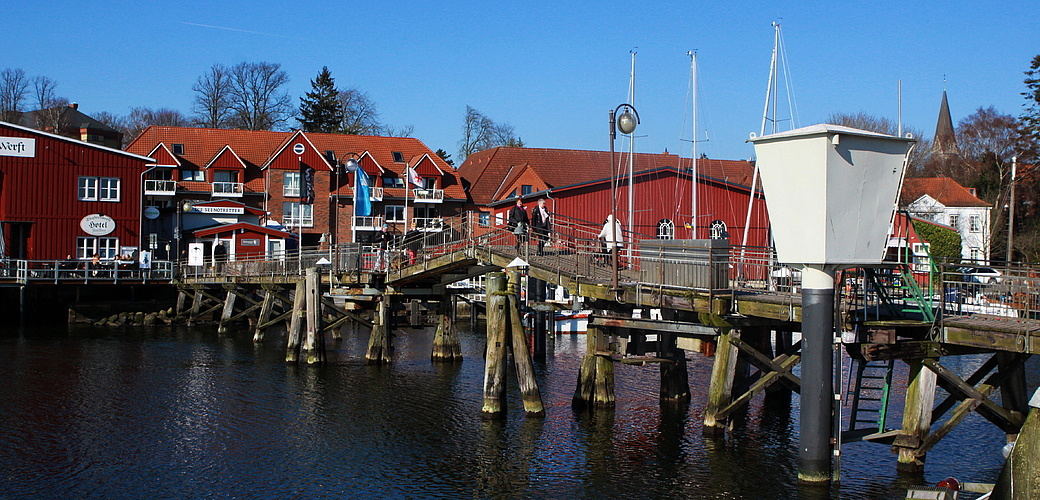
(378, 124, 414, 137)
(1, 68, 30, 122)
(338, 88, 381, 135)
(124, 107, 190, 143)
(458, 105, 520, 160)
(192, 63, 233, 128)
(227, 62, 293, 131)
(826, 111, 929, 173)
(31, 76, 68, 131)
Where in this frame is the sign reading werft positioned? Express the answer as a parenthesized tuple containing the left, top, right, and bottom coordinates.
(0, 137, 35, 157)
(80, 213, 116, 236)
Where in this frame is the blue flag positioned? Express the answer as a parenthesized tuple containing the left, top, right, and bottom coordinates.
(355, 168, 372, 217)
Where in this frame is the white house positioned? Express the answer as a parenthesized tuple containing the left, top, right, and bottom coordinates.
(900, 177, 992, 263)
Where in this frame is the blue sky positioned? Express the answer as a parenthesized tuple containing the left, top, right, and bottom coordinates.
(7, 0, 1039, 162)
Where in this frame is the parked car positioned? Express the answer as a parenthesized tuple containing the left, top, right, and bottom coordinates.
(956, 266, 1002, 284)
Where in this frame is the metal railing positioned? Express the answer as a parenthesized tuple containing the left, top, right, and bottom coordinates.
(144, 179, 177, 195)
(1, 259, 174, 284)
(412, 188, 444, 203)
(212, 182, 244, 197)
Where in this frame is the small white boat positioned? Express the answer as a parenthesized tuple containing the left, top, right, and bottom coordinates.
(555, 310, 590, 333)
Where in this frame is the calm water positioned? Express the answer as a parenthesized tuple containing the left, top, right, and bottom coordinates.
(0, 320, 1025, 499)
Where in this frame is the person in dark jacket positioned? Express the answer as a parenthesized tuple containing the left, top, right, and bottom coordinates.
(402, 223, 422, 266)
(531, 198, 551, 256)
(507, 199, 529, 253)
(372, 225, 392, 270)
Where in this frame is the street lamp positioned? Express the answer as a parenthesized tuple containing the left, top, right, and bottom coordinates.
(335, 153, 361, 272)
(609, 103, 639, 293)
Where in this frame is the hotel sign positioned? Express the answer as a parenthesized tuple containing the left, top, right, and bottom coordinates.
(80, 213, 116, 236)
(0, 137, 35, 157)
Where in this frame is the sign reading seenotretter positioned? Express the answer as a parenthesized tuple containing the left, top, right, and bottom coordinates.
(80, 213, 116, 236)
(0, 137, 36, 157)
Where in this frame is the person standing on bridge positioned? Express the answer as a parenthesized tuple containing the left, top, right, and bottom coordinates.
(532, 198, 551, 256)
(508, 198, 529, 254)
(373, 225, 392, 271)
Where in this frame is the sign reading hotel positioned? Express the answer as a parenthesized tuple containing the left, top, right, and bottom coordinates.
(80, 213, 116, 236)
(0, 137, 36, 157)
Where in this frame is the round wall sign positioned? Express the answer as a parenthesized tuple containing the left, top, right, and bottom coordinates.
(293, 143, 305, 155)
(143, 206, 160, 220)
(80, 214, 116, 236)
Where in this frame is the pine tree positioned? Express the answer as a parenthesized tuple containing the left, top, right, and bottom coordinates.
(298, 67, 342, 133)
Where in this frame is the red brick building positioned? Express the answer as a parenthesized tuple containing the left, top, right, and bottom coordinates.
(0, 121, 153, 261)
(457, 147, 770, 248)
(126, 127, 466, 258)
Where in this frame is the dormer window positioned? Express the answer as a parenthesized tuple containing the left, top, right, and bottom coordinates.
(325, 150, 336, 163)
(172, 144, 185, 155)
(392, 151, 405, 163)
(382, 174, 404, 188)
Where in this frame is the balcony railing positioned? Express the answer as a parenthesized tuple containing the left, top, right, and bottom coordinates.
(212, 182, 244, 197)
(412, 188, 444, 203)
(413, 217, 445, 232)
(370, 187, 384, 201)
(353, 216, 384, 230)
(144, 179, 178, 196)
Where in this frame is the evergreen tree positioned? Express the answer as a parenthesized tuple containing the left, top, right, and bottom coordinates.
(298, 67, 342, 133)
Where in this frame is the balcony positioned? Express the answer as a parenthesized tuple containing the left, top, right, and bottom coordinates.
(413, 217, 445, 232)
(212, 182, 244, 197)
(412, 188, 444, 203)
(353, 216, 384, 231)
(144, 179, 177, 196)
(370, 187, 384, 201)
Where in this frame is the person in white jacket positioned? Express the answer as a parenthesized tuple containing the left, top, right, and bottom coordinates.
(598, 215, 624, 250)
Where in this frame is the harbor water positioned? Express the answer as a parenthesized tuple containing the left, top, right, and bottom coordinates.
(0, 321, 1027, 499)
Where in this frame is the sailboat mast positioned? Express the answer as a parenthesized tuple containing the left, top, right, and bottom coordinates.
(689, 51, 698, 238)
(760, 22, 780, 136)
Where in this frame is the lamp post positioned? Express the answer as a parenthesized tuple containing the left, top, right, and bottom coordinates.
(1007, 155, 1017, 264)
(609, 104, 639, 293)
(336, 153, 361, 272)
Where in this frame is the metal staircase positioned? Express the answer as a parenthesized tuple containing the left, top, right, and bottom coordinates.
(845, 358, 896, 439)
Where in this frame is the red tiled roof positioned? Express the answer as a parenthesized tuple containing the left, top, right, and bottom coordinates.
(900, 177, 991, 208)
(457, 147, 756, 205)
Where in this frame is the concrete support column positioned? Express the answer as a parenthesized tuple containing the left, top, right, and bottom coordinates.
(798, 266, 835, 484)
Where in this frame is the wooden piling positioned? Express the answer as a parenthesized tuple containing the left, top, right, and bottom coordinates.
(285, 279, 305, 364)
(175, 289, 188, 316)
(572, 322, 615, 409)
(992, 389, 1040, 497)
(217, 289, 236, 334)
(703, 328, 739, 433)
(253, 287, 276, 343)
(659, 332, 691, 404)
(302, 268, 325, 365)
(187, 287, 203, 327)
(432, 298, 463, 362)
(365, 294, 392, 365)
(508, 293, 544, 417)
(894, 358, 937, 471)
(482, 273, 509, 418)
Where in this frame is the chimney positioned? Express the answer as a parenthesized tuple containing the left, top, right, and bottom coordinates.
(69, 102, 78, 110)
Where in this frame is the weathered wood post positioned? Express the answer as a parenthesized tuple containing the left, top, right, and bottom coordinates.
(432, 297, 463, 362)
(992, 388, 1040, 497)
(703, 328, 739, 434)
(253, 286, 276, 343)
(893, 358, 937, 471)
(176, 288, 188, 316)
(365, 294, 392, 365)
(659, 332, 691, 404)
(187, 287, 203, 327)
(285, 279, 305, 363)
(482, 272, 509, 418)
(217, 287, 237, 334)
(572, 320, 615, 409)
(302, 267, 325, 365)
(507, 290, 544, 417)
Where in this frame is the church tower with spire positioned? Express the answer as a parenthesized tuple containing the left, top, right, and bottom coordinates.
(933, 89, 959, 157)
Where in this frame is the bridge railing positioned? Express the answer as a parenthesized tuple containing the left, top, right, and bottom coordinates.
(1, 258, 174, 284)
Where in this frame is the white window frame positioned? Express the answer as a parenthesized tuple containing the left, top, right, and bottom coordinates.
(284, 171, 301, 197)
(385, 205, 405, 223)
(77, 236, 120, 259)
(283, 202, 313, 227)
(657, 219, 675, 240)
(969, 214, 982, 233)
(180, 170, 205, 181)
(98, 177, 120, 201)
(948, 213, 959, 230)
(78, 177, 98, 201)
(99, 237, 119, 259)
(76, 237, 97, 259)
(970, 247, 983, 262)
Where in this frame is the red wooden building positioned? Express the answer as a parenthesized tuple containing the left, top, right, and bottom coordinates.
(457, 147, 770, 248)
(0, 121, 153, 261)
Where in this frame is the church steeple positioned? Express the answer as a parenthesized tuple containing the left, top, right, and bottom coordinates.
(933, 90, 959, 156)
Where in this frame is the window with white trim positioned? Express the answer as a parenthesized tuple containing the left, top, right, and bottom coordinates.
(970, 247, 983, 262)
(969, 214, 982, 233)
(657, 219, 675, 239)
(385, 205, 405, 223)
(282, 202, 313, 227)
(78, 176, 120, 201)
(948, 213, 959, 230)
(77, 236, 119, 259)
(284, 171, 301, 197)
(181, 169, 205, 181)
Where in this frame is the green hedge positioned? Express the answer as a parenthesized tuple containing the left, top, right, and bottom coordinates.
(912, 220, 962, 262)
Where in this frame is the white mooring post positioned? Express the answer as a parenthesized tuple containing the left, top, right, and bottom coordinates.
(751, 124, 915, 484)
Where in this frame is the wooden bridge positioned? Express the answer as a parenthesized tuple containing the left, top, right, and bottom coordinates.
(158, 212, 1039, 476)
